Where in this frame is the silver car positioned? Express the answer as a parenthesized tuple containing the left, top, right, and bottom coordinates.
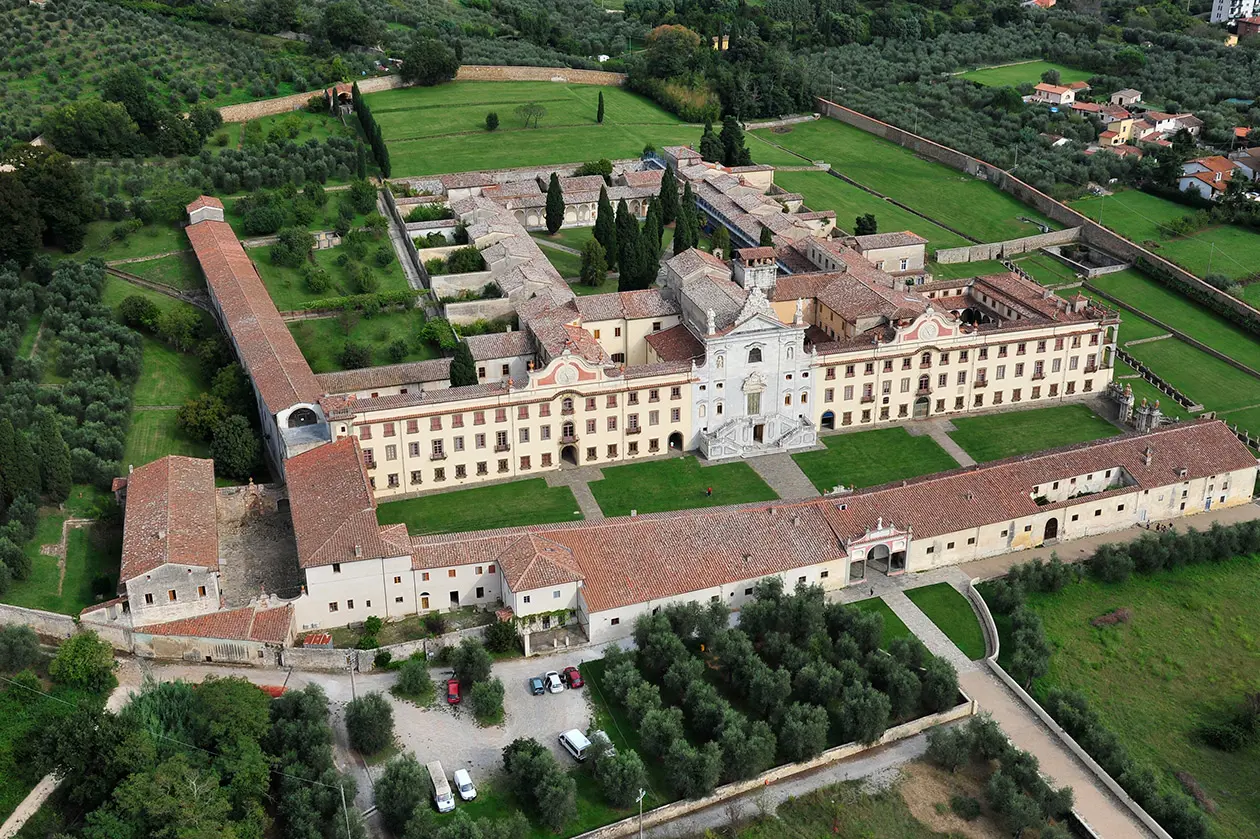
(544, 670, 564, 693)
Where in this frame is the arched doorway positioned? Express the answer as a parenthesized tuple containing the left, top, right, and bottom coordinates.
(821, 411, 835, 430)
(868, 544, 891, 573)
(419, 592, 430, 611)
(668, 432, 683, 451)
(914, 397, 930, 419)
(288, 408, 318, 427)
(561, 445, 578, 466)
(1043, 518, 1059, 541)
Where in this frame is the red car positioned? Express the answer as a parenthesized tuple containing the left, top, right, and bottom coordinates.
(446, 678, 461, 704)
(561, 666, 584, 689)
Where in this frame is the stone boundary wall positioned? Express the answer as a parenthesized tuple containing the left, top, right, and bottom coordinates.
(743, 114, 819, 131)
(574, 696, 978, 839)
(446, 297, 518, 325)
(431, 271, 497, 299)
(934, 228, 1082, 264)
(280, 623, 488, 671)
(813, 98, 1260, 328)
(382, 187, 428, 288)
(0, 603, 133, 652)
(1113, 348, 1201, 411)
(219, 66, 625, 123)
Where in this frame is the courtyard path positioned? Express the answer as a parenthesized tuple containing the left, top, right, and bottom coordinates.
(911, 418, 977, 467)
(881, 590, 977, 673)
(745, 452, 819, 500)
(544, 466, 606, 520)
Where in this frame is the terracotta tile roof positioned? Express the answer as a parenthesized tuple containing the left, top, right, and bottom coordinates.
(575, 289, 678, 321)
(621, 169, 664, 188)
(316, 359, 452, 395)
(1071, 102, 1103, 113)
(140, 603, 293, 643)
(735, 247, 777, 260)
(1191, 155, 1236, 173)
(1034, 83, 1070, 95)
(465, 331, 533, 361)
(558, 175, 607, 193)
(441, 172, 497, 190)
(853, 231, 928, 251)
(186, 195, 223, 212)
(1184, 171, 1231, 192)
(120, 456, 218, 582)
(325, 380, 516, 417)
(286, 437, 404, 568)
(1067, 81, 1091, 90)
(186, 218, 321, 414)
(666, 248, 728, 279)
(646, 323, 704, 362)
(80, 595, 128, 616)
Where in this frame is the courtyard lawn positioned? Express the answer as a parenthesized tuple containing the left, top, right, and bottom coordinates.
(752, 119, 1056, 242)
(253, 245, 412, 312)
(122, 251, 205, 290)
(0, 515, 119, 617)
(1012, 556, 1260, 839)
(1090, 268, 1260, 372)
(743, 132, 813, 167)
(928, 259, 1008, 280)
(124, 409, 210, 467)
(589, 456, 777, 517)
(365, 82, 699, 176)
(959, 60, 1093, 87)
(1219, 403, 1260, 437)
(1071, 189, 1260, 285)
(535, 244, 584, 278)
(849, 597, 912, 649)
(792, 427, 958, 493)
(1012, 251, 1079, 286)
(288, 309, 438, 373)
(772, 170, 970, 253)
(375, 478, 582, 535)
(1112, 361, 1193, 421)
(1114, 312, 1170, 344)
(100, 274, 206, 319)
(904, 583, 986, 660)
(570, 275, 620, 296)
(946, 403, 1122, 462)
(133, 334, 211, 407)
(1125, 336, 1260, 413)
(534, 227, 594, 251)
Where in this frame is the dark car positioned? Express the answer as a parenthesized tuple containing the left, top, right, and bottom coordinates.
(446, 678, 461, 704)
(528, 676, 546, 696)
(561, 666, 584, 688)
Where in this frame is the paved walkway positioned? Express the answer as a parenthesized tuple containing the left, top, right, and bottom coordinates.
(544, 466, 606, 520)
(745, 452, 820, 500)
(910, 418, 976, 467)
(380, 192, 425, 292)
(532, 237, 581, 256)
(881, 590, 977, 673)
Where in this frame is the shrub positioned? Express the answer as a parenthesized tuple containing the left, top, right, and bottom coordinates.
(950, 794, 982, 820)
(484, 619, 518, 653)
(48, 631, 115, 692)
(345, 692, 394, 754)
(470, 677, 505, 724)
(339, 341, 372, 369)
(373, 650, 393, 669)
(596, 748, 648, 808)
(364, 616, 383, 636)
(485, 112, 499, 131)
(450, 637, 492, 685)
(422, 611, 447, 635)
(0, 625, 41, 674)
(393, 658, 435, 704)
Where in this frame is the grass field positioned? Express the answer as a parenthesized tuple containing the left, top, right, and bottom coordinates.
(254, 245, 411, 312)
(1071, 190, 1260, 285)
(366, 82, 700, 177)
(792, 427, 958, 493)
(1125, 336, 1260, 412)
(589, 456, 777, 517)
(1, 516, 119, 616)
(534, 244, 584, 279)
(752, 119, 1056, 242)
(904, 583, 986, 660)
(772, 171, 970, 253)
(1112, 361, 1192, 421)
(1013, 557, 1260, 839)
(74, 219, 187, 263)
(946, 403, 1121, 462)
(743, 132, 813, 167)
(1114, 312, 1170, 344)
(288, 309, 438, 373)
(122, 251, 204, 290)
(959, 60, 1093, 87)
(124, 409, 210, 468)
(928, 258, 1008, 280)
(133, 334, 211, 407)
(849, 597, 913, 648)
(1012, 251, 1079, 285)
(375, 478, 582, 535)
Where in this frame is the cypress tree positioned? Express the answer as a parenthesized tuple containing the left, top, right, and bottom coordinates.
(711, 225, 730, 259)
(545, 173, 565, 235)
(580, 238, 608, 288)
(597, 91, 605, 124)
(643, 200, 663, 257)
(615, 199, 641, 292)
(759, 226, 774, 247)
(593, 186, 617, 271)
(0, 417, 18, 507)
(657, 166, 679, 226)
(720, 116, 752, 167)
(34, 414, 71, 503)
(449, 340, 478, 387)
(699, 122, 723, 163)
(355, 142, 367, 179)
(11, 431, 39, 503)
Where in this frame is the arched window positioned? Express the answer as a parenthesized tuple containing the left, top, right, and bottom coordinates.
(920, 351, 931, 366)
(748, 347, 762, 364)
(800, 391, 808, 404)
(715, 354, 724, 369)
(918, 374, 930, 391)
(562, 421, 575, 439)
(783, 394, 792, 406)
(699, 404, 707, 418)
(716, 401, 724, 416)
(561, 397, 573, 413)
(786, 347, 794, 360)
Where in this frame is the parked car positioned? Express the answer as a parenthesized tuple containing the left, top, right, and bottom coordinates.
(559, 729, 592, 761)
(528, 676, 545, 696)
(453, 768, 477, 801)
(561, 666, 583, 688)
(446, 678, 461, 704)
(544, 671, 564, 694)
(427, 761, 455, 813)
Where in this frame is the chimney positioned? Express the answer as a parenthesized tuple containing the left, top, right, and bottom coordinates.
(792, 515, 800, 526)
(1142, 445, 1153, 466)
(156, 529, 166, 540)
(354, 544, 363, 558)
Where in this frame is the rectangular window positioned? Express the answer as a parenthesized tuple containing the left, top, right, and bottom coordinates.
(607, 444, 618, 458)
(541, 425, 551, 441)
(387, 473, 399, 488)
(498, 459, 509, 473)
(410, 470, 422, 485)
(406, 420, 418, 434)
(477, 366, 486, 379)
(670, 408, 680, 422)
(495, 408, 507, 423)
(431, 440, 444, 458)
(409, 442, 420, 457)
(607, 416, 617, 431)
(520, 456, 531, 470)
(358, 425, 372, 440)
(495, 430, 509, 450)
(542, 452, 553, 467)
(649, 410, 660, 426)
(476, 461, 488, 475)
(329, 602, 338, 612)
(957, 371, 966, 385)
(434, 467, 446, 481)
(628, 391, 639, 405)
(453, 436, 464, 452)
(474, 411, 485, 425)
(454, 464, 466, 479)
(332, 563, 341, 574)
(519, 427, 530, 444)
(385, 444, 397, 461)
(475, 433, 486, 449)
(501, 364, 510, 376)
(197, 585, 207, 597)
(429, 417, 441, 432)
(628, 441, 638, 455)
(452, 414, 464, 428)
(448, 569, 457, 578)
(611, 617, 620, 626)
(586, 418, 597, 434)
(539, 403, 551, 417)
(585, 397, 597, 411)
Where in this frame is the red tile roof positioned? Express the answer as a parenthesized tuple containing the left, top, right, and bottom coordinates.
(286, 437, 404, 568)
(186, 195, 224, 212)
(645, 323, 704, 362)
(120, 456, 218, 582)
(186, 216, 321, 414)
(141, 603, 293, 643)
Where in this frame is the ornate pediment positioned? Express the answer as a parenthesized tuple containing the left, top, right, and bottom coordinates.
(735, 285, 772, 325)
(742, 370, 767, 393)
(892, 308, 956, 345)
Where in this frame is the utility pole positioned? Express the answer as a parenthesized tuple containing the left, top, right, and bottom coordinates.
(1208, 241, 1215, 274)
(636, 788, 646, 838)
(339, 784, 352, 839)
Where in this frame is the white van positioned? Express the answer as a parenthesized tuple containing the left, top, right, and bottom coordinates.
(426, 760, 455, 812)
(453, 768, 477, 801)
(559, 729, 592, 762)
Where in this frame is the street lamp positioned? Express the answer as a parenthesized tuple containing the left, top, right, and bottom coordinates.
(636, 788, 646, 838)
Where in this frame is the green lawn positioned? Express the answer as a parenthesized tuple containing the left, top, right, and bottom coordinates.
(533, 227, 595, 251)
(959, 60, 1093, 87)
(1112, 361, 1192, 421)
(1010, 556, 1260, 839)
(743, 132, 813, 166)
(946, 403, 1122, 462)
(928, 259, 1009, 280)
(792, 427, 958, 493)
(1012, 251, 1079, 286)
(17, 316, 39, 357)
(589, 456, 777, 517)
(288, 309, 438, 373)
(753, 119, 1056, 242)
(74, 219, 187, 263)
(533, 244, 584, 279)
(904, 583, 986, 660)
(772, 170, 970, 253)
(1, 515, 119, 616)
(849, 597, 912, 649)
(254, 245, 411, 312)
(122, 251, 205, 290)
(1125, 336, 1260, 412)
(124, 409, 210, 468)
(375, 478, 582, 535)
(1115, 313, 1171, 344)
(1090, 268, 1260, 372)
(366, 81, 699, 176)
(1071, 190, 1260, 284)
(100, 275, 205, 319)
(1218, 403, 1260, 436)
(133, 334, 211, 407)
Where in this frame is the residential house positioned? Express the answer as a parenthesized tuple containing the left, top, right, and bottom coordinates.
(1178, 156, 1239, 200)
(1212, 0, 1257, 23)
(1031, 83, 1075, 106)
(1110, 89, 1142, 106)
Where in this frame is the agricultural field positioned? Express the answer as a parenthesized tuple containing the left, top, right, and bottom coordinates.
(946, 403, 1122, 462)
(958, 60, 1093, 87)
(1071, 190, 1260, 286)
(752, 119, 1056, 242)
(1015, 557, 1260, 839)
(792, 427, 958, 493)
(288, 308, 438, 373)
(364, 82, 702, 176)
(376, 479, 582, 535)
(772, 170, 970, 253)
(589, 456, 777, 516)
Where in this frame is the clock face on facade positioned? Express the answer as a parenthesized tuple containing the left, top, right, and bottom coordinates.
(555, 365, 577, 385)
(919, 321, 939, 341)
